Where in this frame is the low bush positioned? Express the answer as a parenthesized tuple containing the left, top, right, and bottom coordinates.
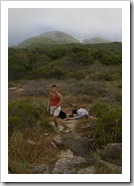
(8, 97, 49, 134)
(90, 102, 122, 145)
(68, 71, 85, 80)
(40, 119, 54, 132)
(8, 101, 39, 133)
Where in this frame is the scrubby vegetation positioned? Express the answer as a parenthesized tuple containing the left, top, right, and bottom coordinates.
(9, 42, 121, 80)
(8, 41, 122, 174)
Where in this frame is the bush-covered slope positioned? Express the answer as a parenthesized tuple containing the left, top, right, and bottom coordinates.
(8, 42, 122, 80)
(83, 37, 112, 44)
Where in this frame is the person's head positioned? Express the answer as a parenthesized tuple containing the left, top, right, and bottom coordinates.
(72, 109, 77, 115)
(51, 84, 57, 93)
(69, 108, 78, 117)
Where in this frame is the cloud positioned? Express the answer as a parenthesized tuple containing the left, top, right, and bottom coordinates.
(8, 8, 122, 46)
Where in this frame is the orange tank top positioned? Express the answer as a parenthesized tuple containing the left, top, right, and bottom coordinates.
(50, 92, 60, 106)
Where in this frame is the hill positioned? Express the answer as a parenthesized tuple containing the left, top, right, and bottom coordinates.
(40, 31, 79, 44)
(17, 31, 79, 48)
(83, 37, 112, 44)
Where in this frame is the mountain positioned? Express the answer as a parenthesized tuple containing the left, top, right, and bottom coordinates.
(83, 37, 112, 44)
(39, 31, 79, 44)
(17, 31, 80, 48)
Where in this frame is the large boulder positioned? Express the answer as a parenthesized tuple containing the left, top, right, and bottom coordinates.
(52, 150, 86, 174)
(100, 143, 122, 161)
(64, 132, 93, 158)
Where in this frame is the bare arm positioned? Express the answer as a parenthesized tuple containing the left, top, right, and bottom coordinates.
(66, 115, 81, 120)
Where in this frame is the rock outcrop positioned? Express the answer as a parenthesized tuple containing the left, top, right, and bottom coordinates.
(100, 143, 122, 161)
(52, 150, 86, 174)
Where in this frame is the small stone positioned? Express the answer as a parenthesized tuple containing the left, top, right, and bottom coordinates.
(51, 141, 57, 148)
(8, 87, 17, 90)
(58, 125, 64, 132)
(89, 138, 94, 142)
(16, 88, 25, 92)
(53, 135, 63, 146)
(62, 128, 72, 134)
(81, 123, 91, 129)
(59, 150, 74, 159)
(25, 139, 36, 145)
(44, 133, 49, 136)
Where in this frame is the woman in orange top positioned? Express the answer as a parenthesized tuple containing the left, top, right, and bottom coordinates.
(47, 85, 63, 130)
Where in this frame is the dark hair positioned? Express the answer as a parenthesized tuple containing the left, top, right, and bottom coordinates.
(72, 109, 77, 114)
(51, 84, 57, 88)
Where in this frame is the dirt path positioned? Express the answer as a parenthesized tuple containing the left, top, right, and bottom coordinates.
(50, 118, 94, 161)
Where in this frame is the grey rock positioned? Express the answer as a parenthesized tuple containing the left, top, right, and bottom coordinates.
(53, 135, 63, 146)
(52, 158, 76, 174)
(62, 128, 72, 134)
(59, 149, 74, 159)
(8, 87, 17, 90)
(58, 125, 64, 132)
(64, 134, 93, 158)
(100, 143, 122, 161)
(44, 133, 49, 136)
(52, 150, 86, 174)
(28, 164, 50, 174)
(16, 88, 25, 92)
(25, 139, 36, 145)
(77, 166, 96, 174)
(51, 141, 57, 148)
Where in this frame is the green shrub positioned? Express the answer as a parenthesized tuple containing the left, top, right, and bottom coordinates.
(90, 102, 122, 145)
(69, 71, 85, 80)
(40, 117, 54, 132)
(71, 81, 108, 98)
(101, 54, 122, 65)
(90, 102, 109, 117)
(8, 96, 51, 135)
(8, 98, 45, 133)
(8, 116, 23, 134)
(8, 159, 28, 174)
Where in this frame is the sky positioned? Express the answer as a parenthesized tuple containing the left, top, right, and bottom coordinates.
(8, 8, 122, 46)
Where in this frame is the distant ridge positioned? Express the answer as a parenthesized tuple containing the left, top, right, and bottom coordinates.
(17, 31, 80, 48)
(16, 31, 114, 48)
(83, 37, 112, 44)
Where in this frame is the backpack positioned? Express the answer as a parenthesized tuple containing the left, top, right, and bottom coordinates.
(58, 110, 67, 119)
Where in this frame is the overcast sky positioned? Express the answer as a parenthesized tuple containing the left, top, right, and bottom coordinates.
(8, 8, 122, 46)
